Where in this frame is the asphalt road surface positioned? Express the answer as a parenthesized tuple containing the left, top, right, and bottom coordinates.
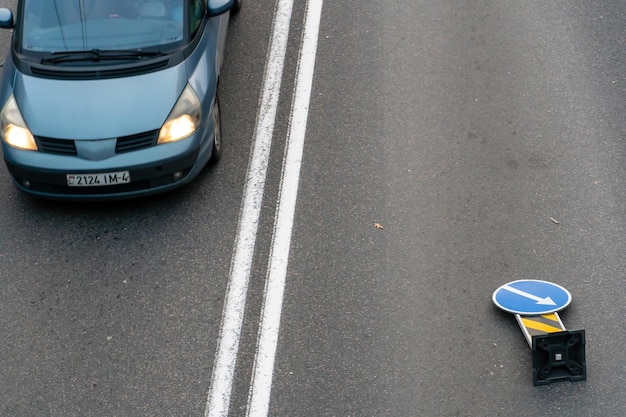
(1, 1, 625, 416)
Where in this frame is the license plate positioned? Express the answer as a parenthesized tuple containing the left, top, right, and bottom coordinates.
(66, 171, 130, 187)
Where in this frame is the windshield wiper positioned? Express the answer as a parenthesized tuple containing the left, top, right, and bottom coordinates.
(41, 49, 165, 64)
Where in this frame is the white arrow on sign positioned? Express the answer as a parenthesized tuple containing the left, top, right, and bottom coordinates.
(502, 284, 557, 306)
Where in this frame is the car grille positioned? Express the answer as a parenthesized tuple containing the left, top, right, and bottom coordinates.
(115, 130, 159, 153)
(35, 129, 159, 156)
(35, 136, 77, 155)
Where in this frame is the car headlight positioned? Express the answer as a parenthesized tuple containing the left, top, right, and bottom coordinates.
(0, 94, 37, 151)
(158, 84, 201, 144)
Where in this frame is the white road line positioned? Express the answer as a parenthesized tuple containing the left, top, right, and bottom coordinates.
(205, 1, 294, 416)
(246, 1, 324, 416)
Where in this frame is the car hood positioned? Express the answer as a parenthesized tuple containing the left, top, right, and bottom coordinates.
(13, 64, 189, 140)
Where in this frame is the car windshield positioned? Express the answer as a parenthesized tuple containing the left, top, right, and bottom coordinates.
(21, 0, 185, 53)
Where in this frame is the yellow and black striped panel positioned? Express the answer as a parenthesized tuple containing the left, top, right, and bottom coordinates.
(515, 313, 566, 347)
(521, 313, 565, 335)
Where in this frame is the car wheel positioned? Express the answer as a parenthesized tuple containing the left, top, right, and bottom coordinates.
(232, 0, 242, 14)
(209, 95, 222, 165)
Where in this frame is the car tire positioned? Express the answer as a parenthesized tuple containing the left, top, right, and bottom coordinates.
(232, 0, 242, 14)
(209, 95, 222, 165)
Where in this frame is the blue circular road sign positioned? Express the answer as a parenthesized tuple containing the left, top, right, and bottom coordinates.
(492, 279, 572, 315)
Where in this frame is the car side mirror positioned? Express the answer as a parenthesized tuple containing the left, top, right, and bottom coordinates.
(0, 8, 14, 29)
(207, 0, 234, 17)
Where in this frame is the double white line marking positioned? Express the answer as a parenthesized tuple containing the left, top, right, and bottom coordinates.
(206, 1, 324, 416)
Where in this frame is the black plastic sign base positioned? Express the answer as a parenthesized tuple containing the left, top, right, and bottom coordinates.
(532, 330, 586, 386)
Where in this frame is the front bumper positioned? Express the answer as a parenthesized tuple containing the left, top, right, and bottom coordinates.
(2, 129, 213, 201)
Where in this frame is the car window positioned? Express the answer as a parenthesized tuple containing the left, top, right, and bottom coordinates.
(188, 0, 204, 37)
(21, 0, 186, 52)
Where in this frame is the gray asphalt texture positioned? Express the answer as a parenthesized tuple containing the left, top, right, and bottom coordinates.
(1, 0, 625, 416)
(269, 1, 626, 416)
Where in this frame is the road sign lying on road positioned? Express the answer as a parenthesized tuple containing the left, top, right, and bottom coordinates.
(492, 279, 572, 315)
(493, 280, 586, 386)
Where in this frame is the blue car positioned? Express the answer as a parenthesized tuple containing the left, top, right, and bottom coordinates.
(0, 0, 241, 200)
